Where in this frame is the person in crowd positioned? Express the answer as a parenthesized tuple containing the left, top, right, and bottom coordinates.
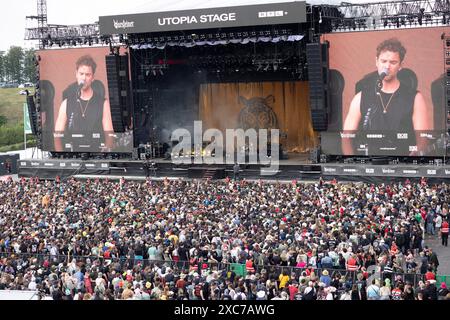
(441, 219, 449, 247)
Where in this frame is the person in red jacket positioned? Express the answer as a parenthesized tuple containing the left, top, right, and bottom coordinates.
(441, 220, 449, 247)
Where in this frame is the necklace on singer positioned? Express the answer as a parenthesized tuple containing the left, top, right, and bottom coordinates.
(379, 90, 396, 114)
(78, 98, 91, 118)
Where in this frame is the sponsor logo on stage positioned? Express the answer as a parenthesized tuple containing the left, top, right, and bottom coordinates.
(397, 133, 408, 139)
(445, 169, 450, 175)
(44, 163, 54, 167)
(60, 163, 66, 167)
(420, 133, 433, 138)
(20, 162, 26, 166)
(158, 13, 236, 26)
(409, 146, 418, 152)
(366, 134, 383, 139)
(382, 168, 395, 174)
(113, 19, 135, 29)
(340, 133, 355, 138)
(70, 163, 81, 167)
(323, 167, 337, 173)
(258, 11, 285, 18)
(31, 162, 39, 166)
(365, 168, 375, 174)
(93, 133, 100, 139)
(85, 163, 95, 168)
(343, 168, 357, 173)
(101, 163, 108, 168)
(427, 169, 437, 175)
(403, 170, 417, 174)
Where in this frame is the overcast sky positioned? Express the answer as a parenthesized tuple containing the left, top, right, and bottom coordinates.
(2, 0, 389, 52)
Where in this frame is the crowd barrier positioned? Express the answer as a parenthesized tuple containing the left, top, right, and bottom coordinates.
(0, 251, 439, 289)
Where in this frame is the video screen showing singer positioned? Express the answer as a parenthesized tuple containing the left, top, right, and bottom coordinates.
(341, 38, 433, 156)
(54, 55, 114, 152)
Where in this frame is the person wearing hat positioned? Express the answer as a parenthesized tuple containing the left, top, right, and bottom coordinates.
(256, 290, 267, 300)
(438, 282, 449, 300)
(319, 270, 331, 288)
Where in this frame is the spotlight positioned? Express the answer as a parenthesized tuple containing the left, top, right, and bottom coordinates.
(159, 69, 164, 76)
(264, 64, 269, 71)
(152, 69, 156, 76)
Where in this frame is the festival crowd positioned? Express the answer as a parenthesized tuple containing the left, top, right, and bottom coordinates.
(0, 176, 449, 300)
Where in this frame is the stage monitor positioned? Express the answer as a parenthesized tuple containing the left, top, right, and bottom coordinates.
(321, 27, 449, 157)
(37, 47, 133, 153)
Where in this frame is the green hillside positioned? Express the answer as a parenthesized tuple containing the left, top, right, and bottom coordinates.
(0, 87, 31, 127)
(0, 87, 36, 150)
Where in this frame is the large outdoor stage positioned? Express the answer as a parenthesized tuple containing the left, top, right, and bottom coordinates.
(23, 1, 450, 183)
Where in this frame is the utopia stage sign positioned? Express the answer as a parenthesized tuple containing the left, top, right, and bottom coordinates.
(99, 2, 306, 34)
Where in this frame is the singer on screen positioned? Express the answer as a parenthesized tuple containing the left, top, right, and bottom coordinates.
(341, 38, 432, 155)
(54, 55, 114, 152)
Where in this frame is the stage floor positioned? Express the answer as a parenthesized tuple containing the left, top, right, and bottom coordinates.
(17, 151, 450, 181)
(146, 152, 311, 165)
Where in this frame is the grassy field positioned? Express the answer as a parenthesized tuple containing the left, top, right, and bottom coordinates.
(0, 87, 33, 127)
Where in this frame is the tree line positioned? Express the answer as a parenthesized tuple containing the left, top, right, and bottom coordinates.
(0, 46, 36, 84)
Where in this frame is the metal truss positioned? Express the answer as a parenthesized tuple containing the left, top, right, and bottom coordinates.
(307, 4, 343, 19)
(25, 24, 100, 41)
(338, 0, 450, 19)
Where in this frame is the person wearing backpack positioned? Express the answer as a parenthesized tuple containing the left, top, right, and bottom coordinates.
(367, 279, 381, 300)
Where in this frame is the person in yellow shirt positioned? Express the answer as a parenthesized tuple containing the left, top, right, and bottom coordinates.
(278, 271, 290, 289)
(168, 233, 179, 246)
(41, 193, 50, 208)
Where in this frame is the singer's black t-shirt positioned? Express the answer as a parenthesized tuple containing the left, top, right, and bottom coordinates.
(64, 90, 104, 149)
(358, 81, 416, 154)
(360, 82, 415, 131)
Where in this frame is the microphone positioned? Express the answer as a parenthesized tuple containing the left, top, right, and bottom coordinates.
(378, 68, 389, 81)
(376, 68, 388, 93)
(76, 80, 84, 99)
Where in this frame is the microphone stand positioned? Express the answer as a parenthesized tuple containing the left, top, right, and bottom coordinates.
(376, 78, 383, 95)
